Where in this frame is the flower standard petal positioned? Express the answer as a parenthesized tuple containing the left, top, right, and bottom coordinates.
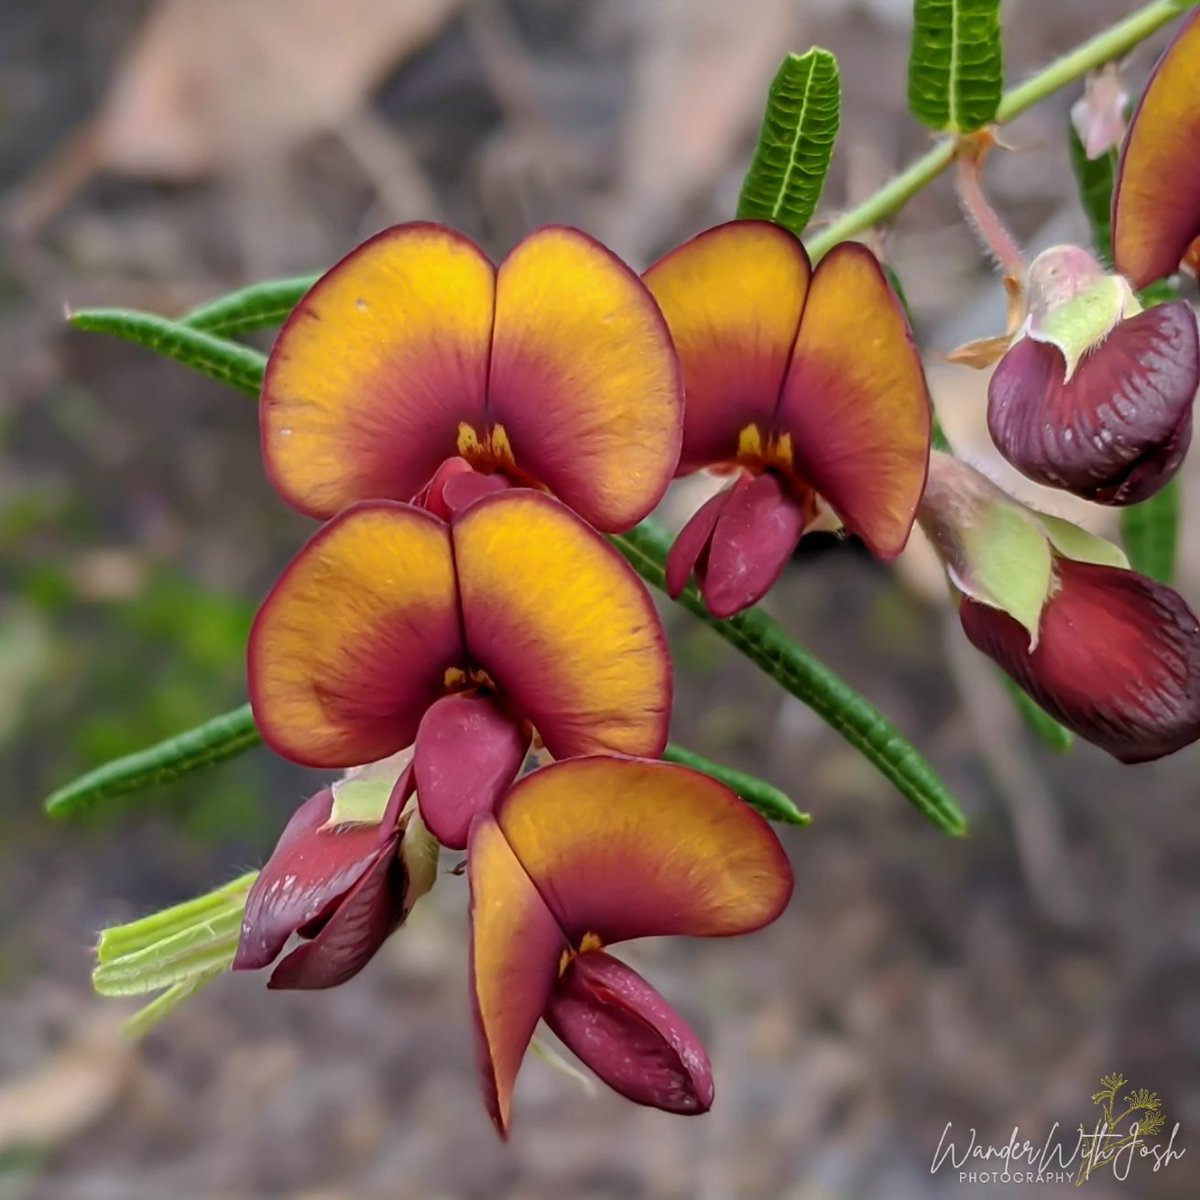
(701, 471, 808, 618)
(413, 692, 530, 851)
(495, 756, 793, 945)
(467, 812, 568, 1137)
(960, 558, 1200, 763)
(545, 950, 714, 1114)
(988, 303, 1199, 504)
(452, 491, 671, 759)
(1112, 10, 1200, 288)
(248, 502, 462, 767)
(487, 226, 682, 532)
(643, 220, 811, 473)
(778, 243, 931, 558)
(262, 223, 494, 518)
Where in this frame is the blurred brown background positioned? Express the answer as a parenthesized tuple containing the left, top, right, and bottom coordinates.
(1, 1, 1198, 1197)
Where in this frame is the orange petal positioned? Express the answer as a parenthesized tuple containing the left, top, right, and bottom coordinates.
(778, 243, 931, 558)
(496, 756, 793, 945)
(262, 223, 494, 518)
(487, 226, 682, 532)
(248, 502, 461, 766)
(1112, 11, 1200, 289)
(451, 491, 671, 759)
(643, 220, 811, 474)
(467, 812, 567, 1136)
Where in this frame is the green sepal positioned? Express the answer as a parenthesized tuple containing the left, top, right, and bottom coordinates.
(1034, 512, 1129, 570)
(327, 777, 396, 827)
(1026, 275, 1137, 381)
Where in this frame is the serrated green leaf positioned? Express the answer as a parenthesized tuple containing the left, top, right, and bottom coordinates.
(1121, 478, 1180, 583)
(737, 48, 841, 236)
(660, 743, 809, 826)
(908, 0, 1003, 133)
(182, 275, 318, 338)
(1068, 120, 1119, 266)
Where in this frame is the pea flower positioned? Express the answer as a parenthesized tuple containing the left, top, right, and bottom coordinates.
(249, 490, 670, 850)
(1112, 9, 1200, 289)
(261, 222, 682, 532)
(642, 220, 931, 617)
(234, 753, 437, 989)
(468, 756, 793, 1135)
(987, 245, 1199, 504)
(918, 451, 1200, 763)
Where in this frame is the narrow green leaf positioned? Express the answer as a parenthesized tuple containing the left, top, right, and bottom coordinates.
(68, 312, 967, 835)
(907, 0, 1003, 133)
(615, 523, 968, 837)
(1121, 478, 1180, 584)
(46, 699, 807, 829)
(122, 965, 227, 1040)
(999, 675, 1074, 752)
(660, 744, 810, 826)
(97, 871, 258, 963)
(93, 907, 243, 996)
(736, 48, 841, 236)
(67, 309, 266, 397)
(45, 703, 261, 819)
(182, 274, 318, 338)
(1067, 121, 1119, 266)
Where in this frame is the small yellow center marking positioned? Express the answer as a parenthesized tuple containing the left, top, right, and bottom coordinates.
(457, 421, 518, 474)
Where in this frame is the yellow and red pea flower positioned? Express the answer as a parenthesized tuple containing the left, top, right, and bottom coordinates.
(642, 219, 932, 618)
(248, 489, 671, 850)
(1112, 8, 1200, 289)
(468, 756, 793, 1135)
(261, 222, 682, 533)
(988, 247, 1199, 505)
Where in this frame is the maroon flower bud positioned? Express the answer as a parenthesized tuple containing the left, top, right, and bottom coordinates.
(988, 247, 1199, 505)
(960, 556, 1200, 763)
(233, 761, 437, 989)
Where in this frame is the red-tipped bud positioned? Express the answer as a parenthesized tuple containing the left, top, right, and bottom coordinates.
(545, 950, 714, 1114)
(988, 247, 1199, 505)
(234, 762, 437, 989)
(960, 557, 1200, 763)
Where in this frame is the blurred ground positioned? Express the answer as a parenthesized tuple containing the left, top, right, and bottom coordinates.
(1, 1, 1199, 1197)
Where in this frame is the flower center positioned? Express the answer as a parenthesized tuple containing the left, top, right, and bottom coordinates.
(736, 423, 795, 476)
(442, 665, 499, 696)
(558, 930, 604, 976)
(457, 421, 518, 475)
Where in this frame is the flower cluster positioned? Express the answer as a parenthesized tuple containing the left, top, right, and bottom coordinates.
(232, 38, 1200, 1125)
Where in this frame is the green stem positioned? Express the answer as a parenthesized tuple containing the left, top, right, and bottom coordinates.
(807, 0, 1190, 258)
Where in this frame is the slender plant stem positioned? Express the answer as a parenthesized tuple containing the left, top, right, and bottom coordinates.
(807, 0, 1190, 258)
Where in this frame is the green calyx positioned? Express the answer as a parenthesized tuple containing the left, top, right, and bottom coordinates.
(1024, 247, 1140, 381)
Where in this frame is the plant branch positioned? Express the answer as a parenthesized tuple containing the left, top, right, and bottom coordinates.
(807, 0, 1190, 258)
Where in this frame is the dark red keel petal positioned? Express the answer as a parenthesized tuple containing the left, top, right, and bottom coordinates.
(416, 457, 513, 521)
(701, 472, 806, 617)
(414, 693, 530, 851)
(235, 789, 383, 971)
(988, 304, 1200, 505)
(960, 558, 1200, 763)
(545, 950, 714, 1114)
(267, 845, 409, 990)
(665, 484, 732, 599)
